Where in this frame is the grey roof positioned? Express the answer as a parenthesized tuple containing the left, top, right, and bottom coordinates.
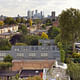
(20, 69, 43, 77)
(0, 71, 19, 77)
(0, 40, 60, 61)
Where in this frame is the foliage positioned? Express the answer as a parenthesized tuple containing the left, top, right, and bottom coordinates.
(15, 43, 27, 46)
(41, 32, 48, 39)
(18, 24, 28, 35)
(41, 24, 46, 29)
(57, 42, 63, 49)
(20, 17, 26, 23)
(3, 54, 13, 63)
(60, 49, 65, 62)
(45, 19, 52, 26)
(48, 26, 60, 39)
(57, 42, 65, 62)
(16, 17, 21, 23)
(10, 34, 24, 45)
(23, 35, 41, 45)
(0, 21, 4, 26)
(0, 62, 12, 70)
(55, 34, 61, 44)
(10, 34, 41, 45)
(4, 17, 17, 25)
(15, 74, 20, 80)
(59, 8, 80, 53)
(67, 62, 80, 80)
(0, 39, 11, 50)
(27, 76, 42, 80)
(29, 19, 32, 26)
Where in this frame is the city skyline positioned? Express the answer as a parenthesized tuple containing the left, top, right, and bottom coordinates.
(0, 0, 80, 17)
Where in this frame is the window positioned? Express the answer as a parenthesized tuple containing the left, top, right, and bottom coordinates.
(41, 47, 44, 50)
(35, 47, 38, 50)
(15, 48, 19, 51)
(52, 47, 55, 50)
(0, 53, 6, 57)
(41, 53, 48, 57)
(31, 47, 34, 50)
(29, 53, 36, 56)
(24, 48, 27, 51)
(16, 53, 24, 57)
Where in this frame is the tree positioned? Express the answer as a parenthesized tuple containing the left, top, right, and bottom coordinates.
(21, 17, 26, 23)
(18, 24, 28, 35)
(58, 42, 65, 62)
(41, 32, 48, 39)
(3, 55, 13, 63)
(29, 19, 32, 26)
(10, 34, 24, 45)
(41, 24, 46, 29)
(67, 62, 80, 80)
(23, 35, 41, 45)
(48, 26, 60, 39)
(4, 17, 17, 25)
(0, 62, 12, 70)
(0, 21, 4, 26)
(45, 19, 52, 26)
(0, 39, 11, 50)
(16, 17, 21, 23)
(59, 8, 80, 53)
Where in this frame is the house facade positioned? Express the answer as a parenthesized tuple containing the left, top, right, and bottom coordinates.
(0, 25, 18, 34)
(0, 39, 60, 71)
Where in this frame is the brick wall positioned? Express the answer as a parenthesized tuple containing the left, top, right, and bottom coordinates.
(12, 60, 55, 71)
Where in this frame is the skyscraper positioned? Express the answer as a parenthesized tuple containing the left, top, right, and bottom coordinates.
(27, 10, 32, 19)
(51, 11, 55, 19)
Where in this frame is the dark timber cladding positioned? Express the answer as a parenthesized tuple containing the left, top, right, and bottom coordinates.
(0, 39, 60, 61)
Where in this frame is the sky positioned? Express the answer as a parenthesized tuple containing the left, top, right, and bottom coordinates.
(0, 0, 80, 17)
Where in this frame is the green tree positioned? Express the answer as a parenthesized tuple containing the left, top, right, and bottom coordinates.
(0, 39, 11, 50)
(57, 42, 65, 62)
(19, 24, 28, 35)
(67, 62, 80, 80)
(21, 17, 26, 23)
(46, 19, 52, 26)
(10, 34, 24, 45)
(4, 17, 17, 25)
(16, 17, 21, 23)
(0, 62, 12, 70)
(59, 8, 80, 53)
(3, 54, 13, 63)
(60, 49, 65, 62)
(23, 35, 41, 45)
(48, 26, 60, 39)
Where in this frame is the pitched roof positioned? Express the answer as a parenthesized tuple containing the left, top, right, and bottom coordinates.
(20, 69, 43, 77)
(0, 71, 19, 77)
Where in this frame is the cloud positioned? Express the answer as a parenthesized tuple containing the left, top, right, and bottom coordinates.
(0, 0, 80, 17)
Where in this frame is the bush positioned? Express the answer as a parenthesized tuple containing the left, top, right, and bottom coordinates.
(4, 55, 13, 63)
(0, 62, 12, 70)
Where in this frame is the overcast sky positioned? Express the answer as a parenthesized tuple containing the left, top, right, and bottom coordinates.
(0, 0, 80, 17)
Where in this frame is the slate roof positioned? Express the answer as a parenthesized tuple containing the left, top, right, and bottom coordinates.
(0, 71, 19, 77)
(20, 69, 43, 77)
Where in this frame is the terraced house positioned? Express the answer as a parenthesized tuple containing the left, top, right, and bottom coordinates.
(0, 39, 60, 72)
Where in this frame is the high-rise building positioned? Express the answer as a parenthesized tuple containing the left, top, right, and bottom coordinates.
(32, 11, 34, 18)
(27, 10, 32, 19)
(27, 10, 44, 19)
(51, 11, 55, 19)
(35, 10, 38, 15)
